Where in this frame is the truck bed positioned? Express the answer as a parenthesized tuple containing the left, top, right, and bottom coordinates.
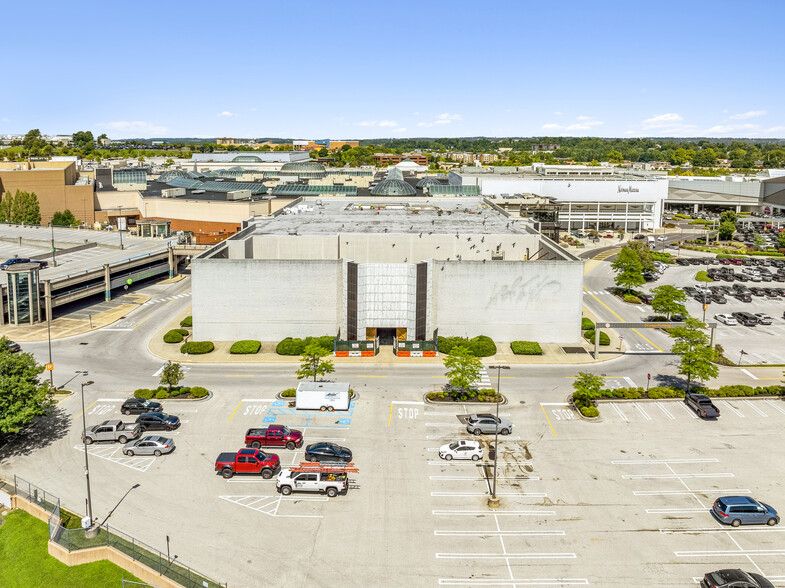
(215, 452, 236, 465)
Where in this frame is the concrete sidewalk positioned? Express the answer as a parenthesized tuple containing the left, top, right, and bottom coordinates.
(147, 306, 624, 365)
(1, 294, 150, 342)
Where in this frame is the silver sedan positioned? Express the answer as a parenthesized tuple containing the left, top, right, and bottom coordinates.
(122, 436, 175, 457)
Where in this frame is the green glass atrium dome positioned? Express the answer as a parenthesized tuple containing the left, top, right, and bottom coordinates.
(371, 167, 416, 196)
(279, 161, 327, 178)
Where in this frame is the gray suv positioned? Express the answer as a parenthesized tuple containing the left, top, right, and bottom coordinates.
(712, 496, 779, 527)
(466, 413, 513, 436)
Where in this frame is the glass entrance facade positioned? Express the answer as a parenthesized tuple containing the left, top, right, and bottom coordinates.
(6, 267, 41, 325)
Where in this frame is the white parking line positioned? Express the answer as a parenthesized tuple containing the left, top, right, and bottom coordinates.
(645, 508, 711, 514)
(632, 402, 651, 420)
(662, 527, 785, 534)
(679, 402, 699, 418)
(764, 399, 785, 416)
(431, 492, 546, 497)
(742, 399, 768, 417)
(612, 458, 718, 465)
(609, 403, 628, 422)
(717, 400, 745, 417)
(740, 369, 759, 380)
(656, 403, 676, 420)
(675, 549, 785, 557)
(623, 376, 637, 387)
(438, 579, 589, 586)
(622, 472, 734, 480)
(634, 489, 751, 496)
(428, 461, 529, 467)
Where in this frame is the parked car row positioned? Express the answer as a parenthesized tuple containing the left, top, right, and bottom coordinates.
(714, 311, 773, 327)
(0, 257, 48, 270)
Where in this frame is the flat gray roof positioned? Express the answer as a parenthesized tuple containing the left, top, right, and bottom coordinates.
(249, 197, 530, 236)
(0, 225, 177, 281)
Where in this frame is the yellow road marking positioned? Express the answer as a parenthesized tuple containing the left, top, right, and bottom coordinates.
(225, 375, 254, 378)
(388, 403, 393, 426)
(541, 404, 557, 437)
(228, 401, 243, 422)
(132, 314, 153, 330)
(357, 375, 388, 378)
(583, 287, 664, 352)
(565, 375, 621, 378)
(74, 400, 97, 421)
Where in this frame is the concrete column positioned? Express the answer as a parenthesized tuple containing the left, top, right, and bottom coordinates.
(168, 247, 176, 278)
(736, 205, 741, 213)
(44, 280, 53, 322)
(693, 203, 699, 214)
(0, 286, 5, 325)
(594, 328, 600, 360)
(624, 202, 629, 232)
(104, 264, 111, 301)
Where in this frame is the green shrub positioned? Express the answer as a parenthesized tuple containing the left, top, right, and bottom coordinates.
(190, 386, 209, 398)
(163, 329, 186, 344)
(155, 390, 170, 399)
(134, 388, 154, 399)
(180, 341, 214, 354)
(581, 317, 595, 330)
(663, 222, 676, 228)
(179, 316, 192, 327)
(426, 392, 438, 400)
(695, 270, 713, 282)
(230, 340, 261, 354)
(674, 213, 691, 219)
(583, 329, 610, 345)
(580, 405, 600, 418)
(511, 341, 543, 355)
(170, 388, 182, 397)
(647, 386, 684, 399)
(276, 336, 335, 355)
(469, 335, 497, 357)
(437, 336, 468, 355)
(650, 252, 674, 263)
(689, 219, 713, 225)
(281, 388, 297, 397)
(624, 294, 642, 304)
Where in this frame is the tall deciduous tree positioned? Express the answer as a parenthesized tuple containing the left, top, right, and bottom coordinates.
(0, 337, 53, 433)
(52, 209, 77, 226)
(159, 361, 185, 391)
(718, 220, 736, 241)
(611, 247, 645, 293)
(670, 318, 718, 393)
(0, 190, 41, 224)
(572, 371, 604, 408)
(651, 285, 687, 319)
(296, 343, 335, 382)
(443, 345, 482, 391)
(719, 210, 738, 225)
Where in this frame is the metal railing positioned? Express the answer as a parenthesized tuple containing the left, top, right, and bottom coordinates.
(13, 476, 226, 588)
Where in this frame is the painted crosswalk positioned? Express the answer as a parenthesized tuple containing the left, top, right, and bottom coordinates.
(142, 292, 192, 305)
(74, 444, 156, 472)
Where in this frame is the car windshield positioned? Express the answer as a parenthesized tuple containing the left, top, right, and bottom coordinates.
(280, 426, 290, 435)
(448, 442, 460, 450)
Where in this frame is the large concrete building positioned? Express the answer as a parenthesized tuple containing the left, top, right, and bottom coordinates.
(666, 170, 785, 215)
(449, 164, 669, 231)
(191, 197, 583, 345)
(0, 161, 95, 224)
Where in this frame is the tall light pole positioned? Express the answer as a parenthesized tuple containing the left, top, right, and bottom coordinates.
(50, 223, 57, 267)
(488, 364, 510, 508)
(98, 483, 140, 528)
(118, 206, 124, 250)
(79, 376, 95, 525)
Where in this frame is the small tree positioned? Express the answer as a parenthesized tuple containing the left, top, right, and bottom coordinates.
(572, 371, 604, 409)
(779, 231, 785, 249)
(296, 343, 335, 382)
(670, 317, 719, 393)
(651, 285, 687, 319)
(720, 210, 738, 225)
(611, 246, 645, 293)
(159, 361, 185, 391)
(0, 337, 52, 433)
(718, 220, 736, 241)
(52, 209, 77, 227)
(753, 233, 767, 249)
(443, 345, 482, 392)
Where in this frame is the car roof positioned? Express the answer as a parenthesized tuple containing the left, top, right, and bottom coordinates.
(720, 496, 757, 505)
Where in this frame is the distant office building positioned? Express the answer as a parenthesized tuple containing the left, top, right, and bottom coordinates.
(373, 153, 428, 166)
(667, 171, 785, 214)
(293, 140, 360, 151)
(532, 144, 560, 152)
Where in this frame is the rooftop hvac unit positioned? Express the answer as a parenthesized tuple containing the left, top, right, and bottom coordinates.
(161, 188, 186, 198)
(227, 190, 252, 200)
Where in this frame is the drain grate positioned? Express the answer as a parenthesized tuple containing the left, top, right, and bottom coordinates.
(561, 346, 589, 354)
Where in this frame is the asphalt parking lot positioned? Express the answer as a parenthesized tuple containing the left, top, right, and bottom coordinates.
(5, 370, 785, 586)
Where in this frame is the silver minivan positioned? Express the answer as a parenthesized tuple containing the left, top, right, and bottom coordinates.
(712, 496, 779, 527)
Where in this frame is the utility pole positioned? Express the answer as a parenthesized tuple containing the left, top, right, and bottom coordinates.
(50, 223, 57, 267)
(487, 365, 510, 508)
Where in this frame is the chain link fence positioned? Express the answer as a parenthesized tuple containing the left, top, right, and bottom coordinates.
(13, 476, 226, 588)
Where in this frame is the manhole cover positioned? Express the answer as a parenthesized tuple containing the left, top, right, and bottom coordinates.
(561, 346, 589, 354)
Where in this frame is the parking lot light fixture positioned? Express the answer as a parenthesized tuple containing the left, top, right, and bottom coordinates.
(488, 365, 510, 508)
(80, 379, 95, 525)
(98, 483, 140, 528)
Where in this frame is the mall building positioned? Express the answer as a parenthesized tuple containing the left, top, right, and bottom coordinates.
(191, 196, 584, 345)
(449, 164, 669, 231)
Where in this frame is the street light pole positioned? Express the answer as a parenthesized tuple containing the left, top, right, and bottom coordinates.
(488, 364, 510, 508)
(97, 483, 140, 528)
(79, 376, 95, 524)
(118, 206, 124, 250)
(50, 223, 57, 267)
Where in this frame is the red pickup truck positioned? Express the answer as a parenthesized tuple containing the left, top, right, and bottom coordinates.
(245, 425, 303, 450)
(215, 448, 280, 479)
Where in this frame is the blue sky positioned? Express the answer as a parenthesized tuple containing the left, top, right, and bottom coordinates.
(3, 0, 784, 139)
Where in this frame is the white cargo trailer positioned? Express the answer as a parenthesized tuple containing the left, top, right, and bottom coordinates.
(295, 382, 351, 411)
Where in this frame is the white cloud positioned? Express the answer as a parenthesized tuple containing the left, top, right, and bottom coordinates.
(576, 115, 591, 121)
(356, 120, 398, 127)
(764, 126, 785, 134)
(101, 121, 168, 136)
(378, 120, 398, 127)
(553, 111, 562, 115)
(729, 110, 767, 120)
(434, 112, 461, 124)
(357, 121, 376, 126)
(541, 123, 563, 130)
(412, 111, 420, 116)
(218, 111, 238, 117)
(704, 123, 759, 134)
(417, 122, 432, 128)
(641, 113, 683, 130)
(250, 107, 258, 112)
(394, 127, 407, 133)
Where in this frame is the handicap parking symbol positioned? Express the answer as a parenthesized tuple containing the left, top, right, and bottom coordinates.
(262, 416, 277, 423)
(337, 418, 351, 425)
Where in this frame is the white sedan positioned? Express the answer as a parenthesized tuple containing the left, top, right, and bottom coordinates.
(439, 440, 483, 461)
(714, 313, 738, 325)
(657, 235, 667, 241)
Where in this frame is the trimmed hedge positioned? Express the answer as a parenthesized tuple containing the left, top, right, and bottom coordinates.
(134, 388, 155, 399)
(583, 329, 610, 345)
(581, 317, 595, 330)
(230, 340, 261, 354)
(179, 316, 192, 327)
(180, 341, 214, 354)
(580, 406, 599, 418)
(695, 270, 713, 282)
(511, 341, 543, 355)
(428, 388, 502, 403)
(190, 386, 209, 398)
(437, 335, 497, 357)
(163, 329, 189, 344)
(281, 388, 296, 398)
(624, 294, 641, 304)
(133, 386, 208, 400)
(650, 252, 674, 263)
(276, 336, 335, 355)
(595, 384, 784, 399)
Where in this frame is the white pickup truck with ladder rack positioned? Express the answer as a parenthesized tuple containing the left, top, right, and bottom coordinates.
(276, 462, 359, 498)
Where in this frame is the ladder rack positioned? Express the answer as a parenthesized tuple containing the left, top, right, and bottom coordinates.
(289, 462, 359, 473)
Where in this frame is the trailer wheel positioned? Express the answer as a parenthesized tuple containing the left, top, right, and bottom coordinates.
(281, 485, 292, 496)
(319, 406, 327, 412)
(326, 487, 338, 498)
(221, 468, 234, 479)
(327, 406, 335, 412)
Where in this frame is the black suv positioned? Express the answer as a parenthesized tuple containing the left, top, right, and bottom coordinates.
(731, 312, 758, 326)
(135, 412, 180, 432)
(0, 257, 47, 270)
(121, 398, 163, 415)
